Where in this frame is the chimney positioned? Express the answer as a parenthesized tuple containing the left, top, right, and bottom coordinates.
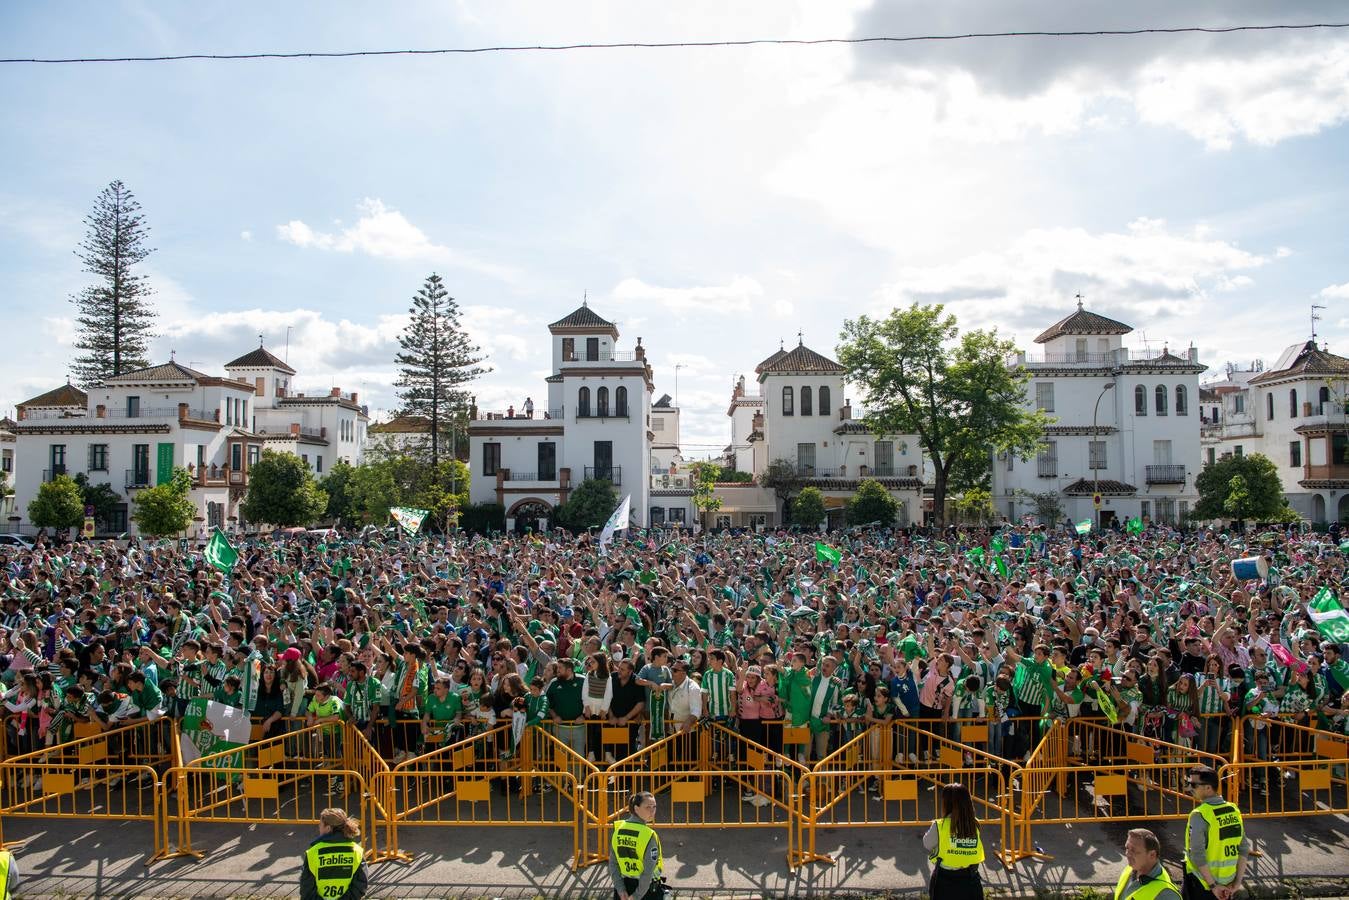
(330, 387, 341, 397)
(290, 423, 300, 436)
(320, 427, 327, 438)
(635, 337, 645, 361)
(177, 403, 188, 420)
(350, 392, 358, 404)
(1188, 345, 1199, 363)
(95, 404, 106, 419)
(841, 401, 852, 421)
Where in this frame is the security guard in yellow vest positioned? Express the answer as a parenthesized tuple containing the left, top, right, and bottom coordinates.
(923, 783, 985, 900)
(300, 807, 368, 900)
(0, 846, 20, 900)
(1117, 828, 1181, 900)
(609, 791, 666, 900)
(1184, 766, 1248, 900)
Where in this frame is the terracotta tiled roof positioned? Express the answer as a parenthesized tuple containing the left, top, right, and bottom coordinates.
(549, 303, 614, 330)
(225, 345, 296, 375)
(104, 361, 209, 385)
(758, 343, 845, 375)
(1248, 342, 1349, 384)
(754, 348, 788, 374)
(369, 415, 432, 434)
(17, 383, 88, 408)
(1034, 307, 1133, 343)
(1062, 477, 1137, 496)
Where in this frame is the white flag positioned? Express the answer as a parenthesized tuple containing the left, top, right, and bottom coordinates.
(598, 495, 631, 554)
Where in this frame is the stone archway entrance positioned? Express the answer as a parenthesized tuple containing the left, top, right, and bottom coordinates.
(507, 499, 552, 534)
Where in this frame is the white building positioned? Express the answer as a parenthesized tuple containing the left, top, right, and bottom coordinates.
(1200, 341, 1349, 523)
(1, 417, 17, 521)
(991, 302, 1206, 527)
(10, 344, 368, 537)
(365, 414, 435, 459)
(712, 339, 928, 528)
(468, 302, 688, 530)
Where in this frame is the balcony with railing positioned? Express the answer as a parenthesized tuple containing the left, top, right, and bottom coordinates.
(105, 406, 181, 419)
(125, 468, 152, 489)
(1017, 349, 1199, 368)
(473, 407, 565, 421)
(584, 466, 622, 486)
(1037, 454, 1058, 478)
(1301, 463, 1349, 482)
(562, 350, 637, 363)
(1144, 464, 1186, 485)
(42, 466, 67, 482)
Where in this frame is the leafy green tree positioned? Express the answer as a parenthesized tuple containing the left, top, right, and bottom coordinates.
(395, 273, 488, 468)
(1016, 489, 1063, 525)
(838, 303, 1049, 527)
(74, 473, 123, 530)
(715, 467, 754, 483)
(241, 450, 327, 527)
(556, 478, 619, 531)
(847, 479, 899, 526)
(791, 486, 827, 529)
(761, 457, 803, 521)
(346, 455, 468, 529)
(689, 461, 723, 530)
(1194, 453, 1286, 521)
(1223, 474, 1254, 524)
(319, 460, 358, 527)
(954, 487, 995, 524)
(28, 475, 84, 530)
(132, 468, 196, 536)
(70, 180, 157, 387)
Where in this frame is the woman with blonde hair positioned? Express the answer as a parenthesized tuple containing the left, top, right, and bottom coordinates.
(923, 782, 984, 900)
(299, 807, 367, 900)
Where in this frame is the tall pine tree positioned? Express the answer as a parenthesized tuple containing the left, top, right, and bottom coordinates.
(70, 180, 157, 387)
(395, 273, 488, 468)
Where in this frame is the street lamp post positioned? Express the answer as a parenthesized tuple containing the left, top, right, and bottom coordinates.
(1092, 382, 1116, 533)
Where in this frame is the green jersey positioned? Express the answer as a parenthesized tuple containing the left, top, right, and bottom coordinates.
(701, 667, 736, 718)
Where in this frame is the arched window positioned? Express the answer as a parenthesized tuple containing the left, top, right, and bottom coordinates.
(818, 386, 831, 417)
(615, 386, 628, 417)
(1290, 389, 1299, 418)
(1134, 385, 1147, 416)
(800, 386, 813, 416)
(597, 386, 610, 417)
(1155, 385, 1167, 416)
(1267, 392, 1275, 420)
(782, 386, 794, 416)
(1320, 386, 1331, 414)
(577, 386, 590, 417)
(1175, 385, 1188, 416)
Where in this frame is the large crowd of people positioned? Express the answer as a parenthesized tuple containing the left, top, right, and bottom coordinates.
(1, 519, 1346, 777)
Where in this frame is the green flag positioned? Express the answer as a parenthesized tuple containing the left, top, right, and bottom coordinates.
(1075, 519, 1093, 535)
(390, 507, 430, 534)
(203, 528, 238, 573)
(990, 534, 1007, 553)
(815, 542, 841, 566)
(1126, 517, 1144, 535)
(992, 556, 1008, 578)
(1308, 587, 1349, 643)
(965, 547, 986, 566)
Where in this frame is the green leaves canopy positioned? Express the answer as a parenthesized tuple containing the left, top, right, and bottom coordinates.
(1193, 452, 1287, 521)
(241, 450, 328, 527)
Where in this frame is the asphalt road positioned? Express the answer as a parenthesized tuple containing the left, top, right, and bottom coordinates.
(8, 811, 1348, 898)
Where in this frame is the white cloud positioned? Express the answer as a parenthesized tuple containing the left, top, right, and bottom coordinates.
(240, 230, 252, 241)
(277, 199, 519, 282)
(1320, 282, 1349, 300)
(774, 299, 796, 318)
(876, 218, 1270, 342)
(610, 276, 765, 314)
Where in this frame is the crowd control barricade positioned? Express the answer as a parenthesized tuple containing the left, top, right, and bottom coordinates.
(344, 724, 391, 860)
(1009, 721, 1228, 865)
(371, 723, 592, 866)
(0, 756, 168, 863)
(1238, 715, 1346, 766)
(5, 716, 175, 772)
(797, 766, 1008, 869)
(1219, 755, 1349, 819)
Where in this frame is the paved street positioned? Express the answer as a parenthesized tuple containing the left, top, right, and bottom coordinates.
(9, 812, 1349, 898)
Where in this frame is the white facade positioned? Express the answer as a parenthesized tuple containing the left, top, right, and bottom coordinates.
(10, 345, 369, 537)
(1199, 342, 1349, 523)
(712, 341, 928, 528)
(365, 415, 434, 459)
(991, 303, 1205, 527)
(468, 303, 669, 529)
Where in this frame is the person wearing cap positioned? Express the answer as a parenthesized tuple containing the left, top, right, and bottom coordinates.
(1183, 766, 1247, 900)
(1115, 827, 1180, 900)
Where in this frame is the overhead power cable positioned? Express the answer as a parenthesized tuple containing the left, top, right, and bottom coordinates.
(2, 22, 1347, 65)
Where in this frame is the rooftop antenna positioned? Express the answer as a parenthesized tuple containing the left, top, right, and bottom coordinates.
(1312, 303, 1327, 344)
(285, 325, 292, 363)
(674, 364, 684, 409)
(1138, 330, 1154, 357)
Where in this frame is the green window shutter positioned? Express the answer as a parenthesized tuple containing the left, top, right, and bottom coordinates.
(156, 443, 175, 485)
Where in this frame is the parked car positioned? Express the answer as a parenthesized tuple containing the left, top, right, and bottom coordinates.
(0, 534, 35, 549)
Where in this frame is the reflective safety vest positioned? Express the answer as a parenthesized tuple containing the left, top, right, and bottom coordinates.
(1185, 801, 1243, 887)
(304, 838, 363, 899)
(0, 849, 10, 900)
(929, 817, 985, 868)
(611, 818, 663, 879)
(1114, 864, 1178, 900)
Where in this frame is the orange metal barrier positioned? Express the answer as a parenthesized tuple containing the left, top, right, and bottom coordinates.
(797, 766, 1009, 869)
(1219, 757, 1349, 818)
(5, 717, 175, 772)
(0, 758, 168, 864)
(1238, 715, 1347, 765)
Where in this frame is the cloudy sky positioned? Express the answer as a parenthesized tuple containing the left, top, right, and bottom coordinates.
(2, 2, 1347, 455)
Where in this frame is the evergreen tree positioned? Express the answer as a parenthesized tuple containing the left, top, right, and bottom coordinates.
(394, 273, 488, 468)
(70, 180, 157, 387)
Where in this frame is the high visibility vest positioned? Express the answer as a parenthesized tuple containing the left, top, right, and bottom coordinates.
(304, 838, 363, 899)
(929, 817, 984, 868)
(1114, 864, 1178, 900)
(611, 818, 663, 880)
(0, 849, 10, 900)
(1184, 801, 1243, 887)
